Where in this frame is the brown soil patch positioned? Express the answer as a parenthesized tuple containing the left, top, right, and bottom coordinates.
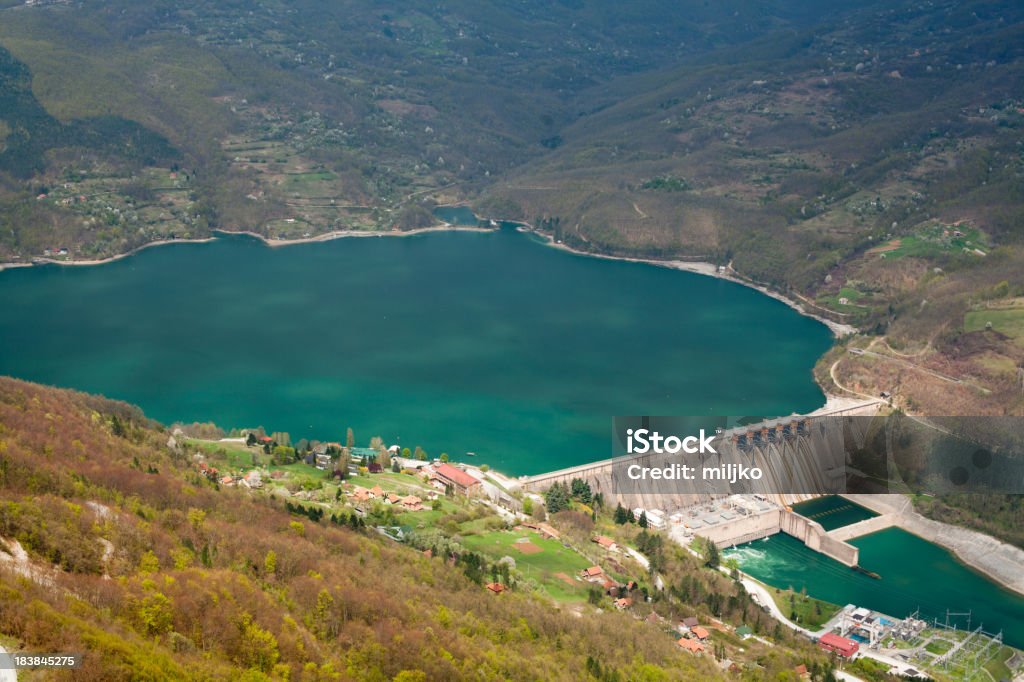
(514, 540, 543, 555)
(866, 239, 901, 255)
(554, 572, 576, 586)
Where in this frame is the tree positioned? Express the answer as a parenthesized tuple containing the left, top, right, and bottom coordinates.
(638, 511, 648, 528)
(136, 592, 174, 635)
(345, 427, 355, 448)
(522, 497, 534, 515)
(704, 538, 720, 569)
(614, 503, 629, 525)
(414, 446, 427, 461)
(391, 459, 401, 473)
(439, 452, 449, 463)
(570, 478, 592, 504)
(544, 481, 570, 514)
(264, 550, 277, 576)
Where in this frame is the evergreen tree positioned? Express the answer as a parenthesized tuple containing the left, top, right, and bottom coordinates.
(705, 538, 720, 568)
(638, 511, 648, 528)
(614, 503, 628, 524)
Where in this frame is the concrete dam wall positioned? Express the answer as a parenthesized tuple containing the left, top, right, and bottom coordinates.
(522, 399, 882, 510)
(697, 509, 859, 567)
(521, 399, 881, 568)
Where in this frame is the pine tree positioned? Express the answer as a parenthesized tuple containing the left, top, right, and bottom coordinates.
(614, 503, 628, 524)
(705, 539, 720, 568)
(638, 511, 648, 528)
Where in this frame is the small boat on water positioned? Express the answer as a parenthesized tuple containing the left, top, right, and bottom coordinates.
(465, 451, 476, 457)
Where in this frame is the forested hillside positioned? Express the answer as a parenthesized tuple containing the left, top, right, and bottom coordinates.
(0, 376, 724, 680)
(0, 0, 1022, 409)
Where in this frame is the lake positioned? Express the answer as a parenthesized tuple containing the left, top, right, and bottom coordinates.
(0, 227, 832, 475)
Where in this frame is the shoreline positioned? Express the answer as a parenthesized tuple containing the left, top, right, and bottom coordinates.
(225, 224, 494, 248)
(841, 493, 1024, 598)
(0, 226, 494, 272)
(0, 237, 217, 271)
(517, 225, 857, 338)
(1, 220, 856, 339)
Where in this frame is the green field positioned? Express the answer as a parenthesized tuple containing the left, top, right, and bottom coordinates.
(461, 530, 596, 603)
(965, 304, 1024, 346)
(761, 582, 840, 630)
(872, 224, 988, 261)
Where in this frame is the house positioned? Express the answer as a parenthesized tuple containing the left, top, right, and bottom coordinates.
(352, 486, 372, 503)
(613, 597, 632, 610)
(838, 297, 849, 305)
(257, 436, 274, 445)
(370, 485, 384, 498)
(794, 664, 809, 680)
(679, 616, 699, 633)
(314, 453, 332, 470)
(401, 495, 423, 510)
(593, 535, 618, 551)
(220, 475, 235, 486)
(521, 521, 560, 540)
(368, 462, 383, 473)
(818, 632, 859, 658)
(537, 522, 560, 540)
(485, 582, 506, 594)
(241, 470, 263, 489)
(735, 625, 753, 639)
(691, 626, 710, 640)
(580, 566, 604, 580)
(645, 511, 666, 529)
(385, 493, 401, 505)
(677, 638, 705, 654)
(432, 463, 482, 496)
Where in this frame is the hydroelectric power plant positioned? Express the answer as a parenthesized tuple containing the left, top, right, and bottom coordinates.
(522, 399, 883, 567)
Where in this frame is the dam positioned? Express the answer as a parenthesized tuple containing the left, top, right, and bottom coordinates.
(521, 398, 882, 508)
(521, 398, 883, 566)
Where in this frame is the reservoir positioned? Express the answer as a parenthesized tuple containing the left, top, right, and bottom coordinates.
(725, 527, 1024, 648)
(0, 227, 832, 475)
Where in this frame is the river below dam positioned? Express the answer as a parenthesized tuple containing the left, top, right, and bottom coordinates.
(725, 526, 1024, 648)
(0, 226, 833, 475)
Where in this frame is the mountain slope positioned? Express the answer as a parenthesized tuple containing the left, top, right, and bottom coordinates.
(0, 376, 744, 680)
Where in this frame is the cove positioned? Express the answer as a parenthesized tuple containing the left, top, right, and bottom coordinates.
(0, 227, 832, 475)
(725, 528, 1024, 648)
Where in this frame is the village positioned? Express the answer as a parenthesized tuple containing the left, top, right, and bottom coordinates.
(177, 428, 916, 681)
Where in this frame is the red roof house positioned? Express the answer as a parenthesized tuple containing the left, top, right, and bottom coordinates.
(677, 638, 706, 654)
(818, 632, 859, 658)
(432, 463, 481, 495)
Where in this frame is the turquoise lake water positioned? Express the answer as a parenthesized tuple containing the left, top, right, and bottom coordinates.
(792, 495, 878, 531)
(0, 227, 832, 475)
(725, 528, 1024, 648)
